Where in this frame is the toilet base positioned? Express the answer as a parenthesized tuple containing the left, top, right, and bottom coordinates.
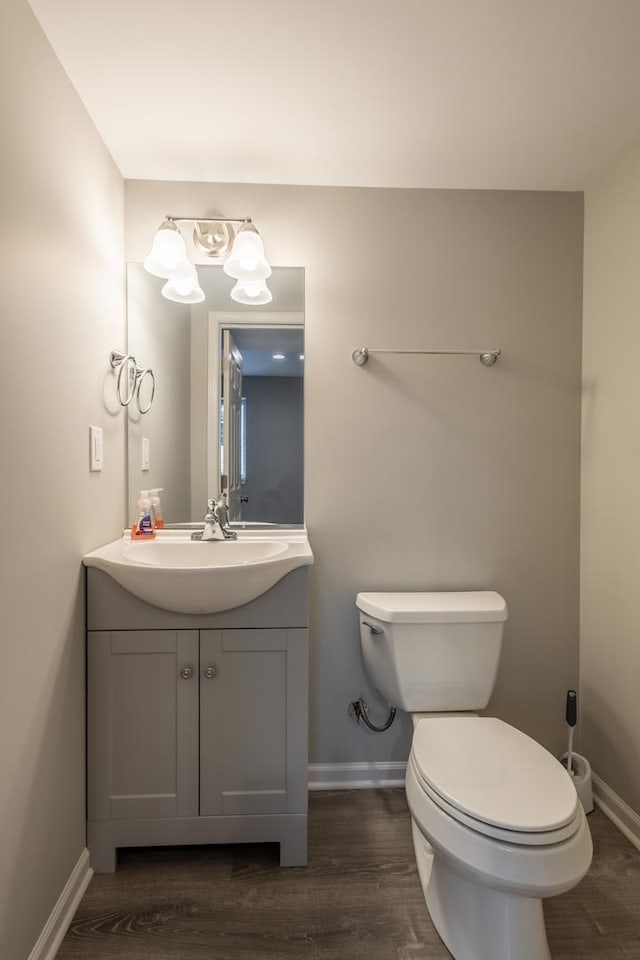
(412, 820, 552, 960)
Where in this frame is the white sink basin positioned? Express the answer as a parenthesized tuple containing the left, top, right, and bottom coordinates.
(121, 539, 288, 569)
(83, 529, 313, 614)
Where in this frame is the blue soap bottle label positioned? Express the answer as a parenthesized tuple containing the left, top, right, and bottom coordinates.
(139, 512, 154, 535)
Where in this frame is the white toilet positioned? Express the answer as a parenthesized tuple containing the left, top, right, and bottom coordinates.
(356, 591, 592, 960)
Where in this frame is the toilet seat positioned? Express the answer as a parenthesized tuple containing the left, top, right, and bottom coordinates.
(412, 762, 581, 845)
(411, 717, 579, 846)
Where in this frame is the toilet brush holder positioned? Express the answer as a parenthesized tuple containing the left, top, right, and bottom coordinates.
(560, 752, 594, 814)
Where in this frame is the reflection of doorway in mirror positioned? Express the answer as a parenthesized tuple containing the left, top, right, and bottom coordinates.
(218, 325, 304, 525)
(221, 330, 243, 519)
(219, 400, 246, 485)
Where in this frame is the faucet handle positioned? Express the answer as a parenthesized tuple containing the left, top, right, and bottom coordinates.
(207, 497, 217, 515)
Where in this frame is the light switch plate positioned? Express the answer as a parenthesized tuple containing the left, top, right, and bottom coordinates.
(142, 437, 150, 471)
(89, 425, 103, 472)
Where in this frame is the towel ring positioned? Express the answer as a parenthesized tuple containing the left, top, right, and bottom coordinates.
(136, 368, 155, 415)
(111, 352, 137, 407)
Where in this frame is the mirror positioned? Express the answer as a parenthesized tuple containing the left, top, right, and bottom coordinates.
(126, 264, 304, 527)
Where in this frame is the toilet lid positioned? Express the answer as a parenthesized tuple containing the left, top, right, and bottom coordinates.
(412, 717, 578, 834)
(356, 591, 507, 623)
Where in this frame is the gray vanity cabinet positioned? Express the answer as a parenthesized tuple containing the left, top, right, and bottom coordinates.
(86, 567, 309, 874)
(88, 630, 199, 823)
(199, 629, 307, 818)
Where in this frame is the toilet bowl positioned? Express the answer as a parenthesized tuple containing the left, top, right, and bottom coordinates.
(407, 716, 592, 960)
(356, 591, 593, 960)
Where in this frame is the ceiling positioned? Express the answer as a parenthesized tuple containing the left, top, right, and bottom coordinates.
(28, 0, 640, 190)
(232, 328, 304, 377)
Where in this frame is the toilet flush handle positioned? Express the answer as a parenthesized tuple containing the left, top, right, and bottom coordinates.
(362, 620, 383, 635)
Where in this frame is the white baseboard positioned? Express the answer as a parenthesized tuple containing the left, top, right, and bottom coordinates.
(309, 765, 640, 844)
(593, 773, 640, 853)
(309, 761, 407, 790)
(28, 848, 93, 960)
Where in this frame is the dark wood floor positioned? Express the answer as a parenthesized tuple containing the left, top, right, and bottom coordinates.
(57, 790, 640, 960)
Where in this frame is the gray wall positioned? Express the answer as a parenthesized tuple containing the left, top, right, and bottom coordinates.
(242, 376, 304, 524)
(0, 2, 125, 957)
(125, 180, 584, 769)
(581, 140, 640, 814)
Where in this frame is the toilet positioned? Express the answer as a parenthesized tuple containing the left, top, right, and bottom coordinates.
(356, 591, 592, 960)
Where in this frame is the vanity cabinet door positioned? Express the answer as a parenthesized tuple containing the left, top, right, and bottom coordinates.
(88, 630, 199, 822)
(200, 629, 297, 817)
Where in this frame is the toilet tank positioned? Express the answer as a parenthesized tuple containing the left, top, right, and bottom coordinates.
(356, 592, 507, 712)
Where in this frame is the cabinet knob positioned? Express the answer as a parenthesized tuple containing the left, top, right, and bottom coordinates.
(203, 665, 217, 679)
(180, 666, 193, 679)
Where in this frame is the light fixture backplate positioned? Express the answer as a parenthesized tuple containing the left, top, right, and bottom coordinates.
(192, 220, 235, 258)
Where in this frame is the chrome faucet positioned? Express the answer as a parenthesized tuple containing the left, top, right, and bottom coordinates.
(214, 492, 238, 540)
(191, 497, 237, 541)
(191, 498, 225, 541)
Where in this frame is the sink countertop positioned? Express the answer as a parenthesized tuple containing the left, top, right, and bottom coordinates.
(83, 529, 313, 614)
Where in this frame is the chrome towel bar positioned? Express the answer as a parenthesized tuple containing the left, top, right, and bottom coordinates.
(351, 347, 501, 367)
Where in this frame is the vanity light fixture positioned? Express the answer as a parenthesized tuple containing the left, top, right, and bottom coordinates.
(143, 219, 188, 278)
(143, 215, 272, 306)
(222, 223, 271, 282)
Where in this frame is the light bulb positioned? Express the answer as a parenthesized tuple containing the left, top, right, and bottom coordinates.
(154, 229, 184, 268)
(161, 264, 205, 303)
(223, 224, 271, 282)
(174, 279, 194, 296)
(143, 220, 188, 278)
(235, 231, 263, 270)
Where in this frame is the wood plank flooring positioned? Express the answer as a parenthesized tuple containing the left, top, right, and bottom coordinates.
(57, 790, 640, 959)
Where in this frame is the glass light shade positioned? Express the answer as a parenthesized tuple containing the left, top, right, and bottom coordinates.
(223, 225, 271, 282)
(143, 221, 188, 278)
(161, 264, 205, 304)
(230, 278, 273, 306)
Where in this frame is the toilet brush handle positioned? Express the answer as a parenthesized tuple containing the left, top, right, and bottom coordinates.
(566, 689, 577, 778)
(566, 689, 577, 727)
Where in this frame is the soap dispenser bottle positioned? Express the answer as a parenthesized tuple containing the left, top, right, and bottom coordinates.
(131, 490, 156, 539)
(149, 488, 164, 529)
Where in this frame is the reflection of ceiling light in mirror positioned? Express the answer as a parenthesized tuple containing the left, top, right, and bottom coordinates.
(299, 354, 304, 360)
(224, 224, 272, 282)
(161, 263, 205, 303)
(143, 220, 188, 278)
(230, 278, 273, 305)
(272, 354, 286, 360)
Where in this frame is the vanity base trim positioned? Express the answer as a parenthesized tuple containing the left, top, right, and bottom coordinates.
(88, 813, 308, 873)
